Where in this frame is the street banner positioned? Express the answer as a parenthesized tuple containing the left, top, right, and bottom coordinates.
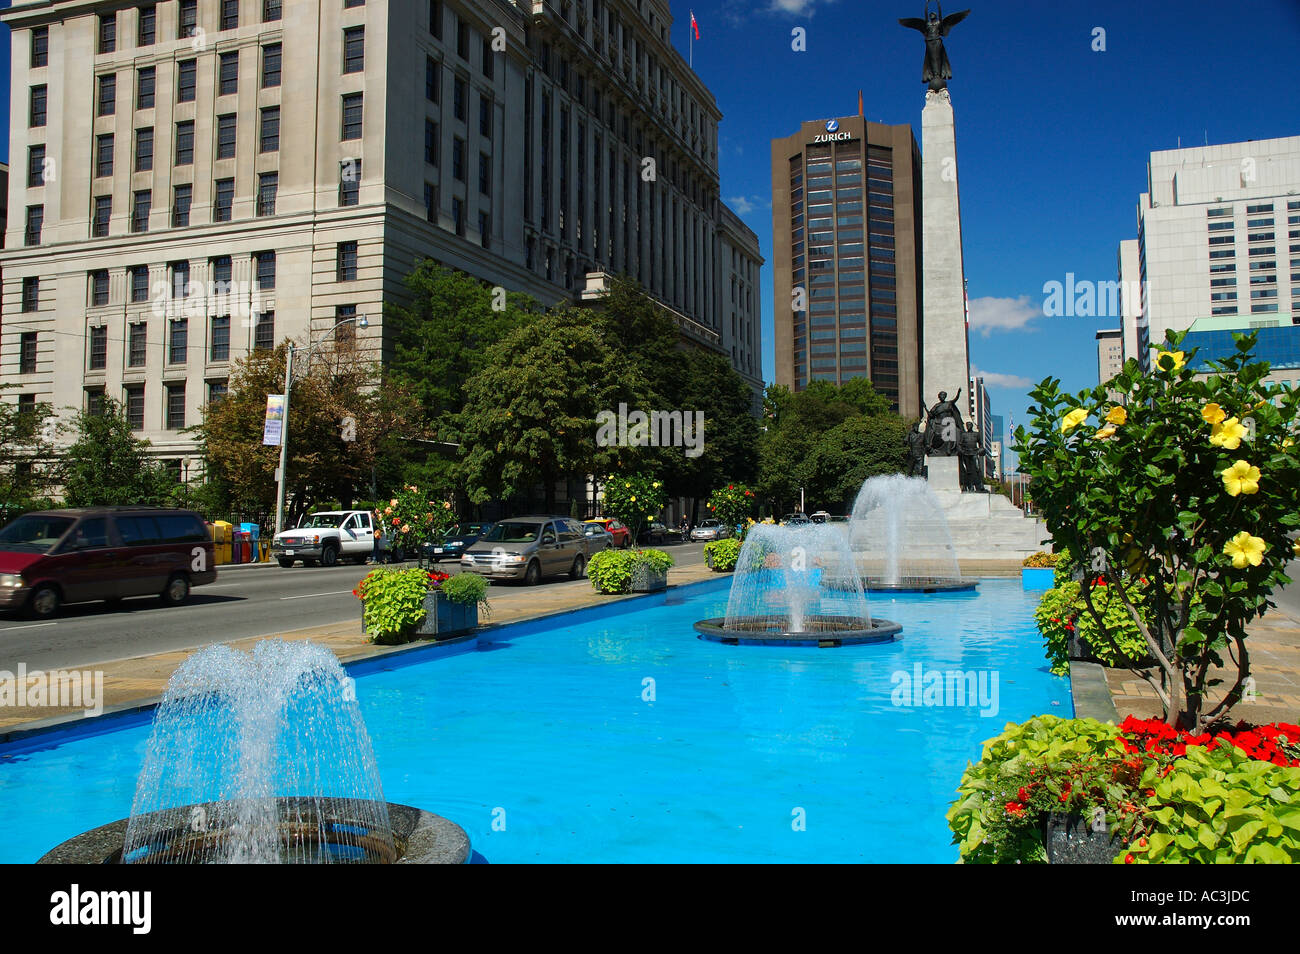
(262, 394, 286, 446)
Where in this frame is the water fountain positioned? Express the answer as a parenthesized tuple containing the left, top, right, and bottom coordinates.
(693, 523, 901, 646)
(39, 640, 468, 864)
(848, 474, 976, 592)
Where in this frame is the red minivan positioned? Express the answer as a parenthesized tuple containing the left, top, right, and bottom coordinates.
(0, 507, 217, 619)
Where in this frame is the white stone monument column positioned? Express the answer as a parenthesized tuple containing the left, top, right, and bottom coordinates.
(921, 88, 971, 495)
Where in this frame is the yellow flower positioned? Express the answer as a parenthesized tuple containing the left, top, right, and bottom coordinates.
(1223, 531, 1267, 569)
(652, 482, 661, 488)
(1156, 349, 1186, 371)
(1209, 417, 1247, 450)
(1220, 460, 1260, 497)
(630, 495, 637, 502)
(1105, 406, 1127, 426)
(1060, 408, 1088, 434)
(1202, 403, 1226, 425)
(1283, 438, 1294, 449)
(1293, 539, 1300, 558)
(1093, 425, 1117, 440)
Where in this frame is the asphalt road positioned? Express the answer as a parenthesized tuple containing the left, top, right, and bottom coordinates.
(0, 540, 709, 672)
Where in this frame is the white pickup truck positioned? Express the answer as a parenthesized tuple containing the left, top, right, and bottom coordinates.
(271, 510, 375, 568)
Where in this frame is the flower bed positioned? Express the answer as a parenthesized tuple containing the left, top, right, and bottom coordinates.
(948, 714, 1300, 864)
(587, 549, 674, 595)
(355, 566, 489, 644)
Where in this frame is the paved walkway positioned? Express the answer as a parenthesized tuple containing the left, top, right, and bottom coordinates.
(1104, 604, 1300, 726)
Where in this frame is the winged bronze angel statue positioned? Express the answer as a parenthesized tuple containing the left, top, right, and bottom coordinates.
(899, 4, 971, 91)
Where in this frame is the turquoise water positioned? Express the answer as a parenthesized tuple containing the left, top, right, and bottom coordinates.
(0, 577, 1069, 863)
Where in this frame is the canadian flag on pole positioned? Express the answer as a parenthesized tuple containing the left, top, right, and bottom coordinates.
(691, 11, 700, 40)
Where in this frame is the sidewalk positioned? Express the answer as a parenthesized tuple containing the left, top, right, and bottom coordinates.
(1103, 606, 1300, 726)
(0, 560, 722, 734)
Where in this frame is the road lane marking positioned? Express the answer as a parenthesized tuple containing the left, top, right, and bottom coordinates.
(279, 590, 355, 601)
(0, 622, 57, 633)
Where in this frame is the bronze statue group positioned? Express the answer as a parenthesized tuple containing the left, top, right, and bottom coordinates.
(905, 390, 986, 493)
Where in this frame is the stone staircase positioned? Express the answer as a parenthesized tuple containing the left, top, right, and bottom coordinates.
(932, 490, 1050, 561)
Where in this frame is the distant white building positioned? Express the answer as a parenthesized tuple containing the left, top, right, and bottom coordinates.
(1120, 135, 1300, 379)
(1096, 327, 1123, 400)
(968, 375, 993, 480)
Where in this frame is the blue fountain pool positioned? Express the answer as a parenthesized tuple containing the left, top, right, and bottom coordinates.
(0, 576, 1069, 863)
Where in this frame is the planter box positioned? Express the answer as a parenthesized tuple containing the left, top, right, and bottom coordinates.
(1041, 812, 1120, 864)
(414, 592, 478, 638)
(630, 564, 668, 593)
(1021, 567, 1056, 590)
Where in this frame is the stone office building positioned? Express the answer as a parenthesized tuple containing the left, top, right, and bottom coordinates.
(770, 115, 922, 419)
(1, 0, 763, 470)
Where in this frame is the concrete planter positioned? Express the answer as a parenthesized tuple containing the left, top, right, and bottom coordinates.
(1021, 567, 1056, 590)
(630, 564, 668, 593)
(1041, 812, 1119, 864)
(415, 591, 479, 638)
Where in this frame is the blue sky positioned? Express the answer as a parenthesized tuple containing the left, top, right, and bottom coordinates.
(1, 1, 1296, 463)
(679, 0, 1300, 460)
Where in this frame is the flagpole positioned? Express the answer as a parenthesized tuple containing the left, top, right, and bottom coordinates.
(689, 10, 693, 68)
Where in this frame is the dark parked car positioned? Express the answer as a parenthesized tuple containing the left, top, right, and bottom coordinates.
(0, 507, 217, 618)
(423, 522, 494, 563)
(460, 516, 599, 585)
(638, 521, 682, 545)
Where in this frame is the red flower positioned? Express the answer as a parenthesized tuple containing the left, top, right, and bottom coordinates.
(1005, 801, 1026, 818)
(1124, 853, 1135, 864)
(1017, 787, 1029, 803)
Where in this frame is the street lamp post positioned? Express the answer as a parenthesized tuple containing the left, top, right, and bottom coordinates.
(273, 314, 368, 535)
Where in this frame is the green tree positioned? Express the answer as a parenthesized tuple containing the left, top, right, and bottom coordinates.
(803, 416, 910, 512)
(458, 306, 644, 512)
(59, 399, 176, 507)
(1016, 331, 1300, 730)
(673, 349, 759, 504)
(0, 385, 57, 521)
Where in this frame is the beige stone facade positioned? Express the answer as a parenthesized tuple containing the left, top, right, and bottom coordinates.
(1, 0, 760, 469)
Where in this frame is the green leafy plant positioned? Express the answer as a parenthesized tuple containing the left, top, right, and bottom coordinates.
(437, 572, 491, 616)
(355, 566, 435, 644)
(587, 548, 674, 594)
(376, 484, 456, 554)
(1016, 330, 1300, 730)
(707, 483, 755, 533)
(1022, 551, 1058, 568)
(1122, 744, 1300, 863)
(1034, 578, 1152, 675)
(704, 537, 742, 572)
(601, 473, 666, 547)
(947, 716, 1127, 864)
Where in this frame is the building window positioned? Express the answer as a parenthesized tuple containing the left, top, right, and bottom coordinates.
(343, 26, 365, 73)
(208, 380, 229, 404)
(429, 0, 441, 38)
(426, 57, 438, 101)
(452, 137, 464, 180)
(178, 59, 197, 101)
(92, 196, 112, 237)
(130, 266, 149, 302)
(29, 85, 47, 127)
(424, 119, 437, 164)
(26, 205, 44, 245)
(479, 95, 491, 138)
(339, 160, 360, 205)
(453, 77, 466, 120)
(337, 241, 358, 281)
(173, 184, 192, 226)
(32, 26, 49, 67)
(479, 153, 490, 195)
(211, 255, 233, 294)
(478, 211, 490, 249)
(214, 179, 234, 222)
(255, 311, 275, 350)
(178, 0, 198, 37)
(99, 13, 117, 53)
(89, 326, 108, 370)
(261, 0, 283, 19)
(27, 145, 46, 188)
(87, 388, 107, 416)
(341, 93, 363, 140)
(257, 173, 277, 215)
(138, 5, 157, 45)
(169, 318, 188, 364)
(457, 18, 469, 59)
(94, 134, 114, 177)
(20, 333, 38, 374)
(221, 0, 239, 30)
(261, 43, 283, 88)
(122, 387, 144, 429)
(166, 384, 186, 430)
(175, 121, 195, 165)
(22, 277, 40, 312)
(452, 197, 464, 236)
(210, 316, 231, 362)
(482, 36, 494, 80)
(132, 190, 151, 232)
(170, 261, 191, 298)
(259, 106, 280, 152)
(424, 183, 436, 222)
(246, 253, 272, 295)
(134, 127, 154, 171)
(217, 114, 237, 159)
(128, 323, 147, 366)
(98, 74, 116, 116)
(137, 66, 156, 108)
(334, 305, 358, 346)
(219, 52, 238, 95)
